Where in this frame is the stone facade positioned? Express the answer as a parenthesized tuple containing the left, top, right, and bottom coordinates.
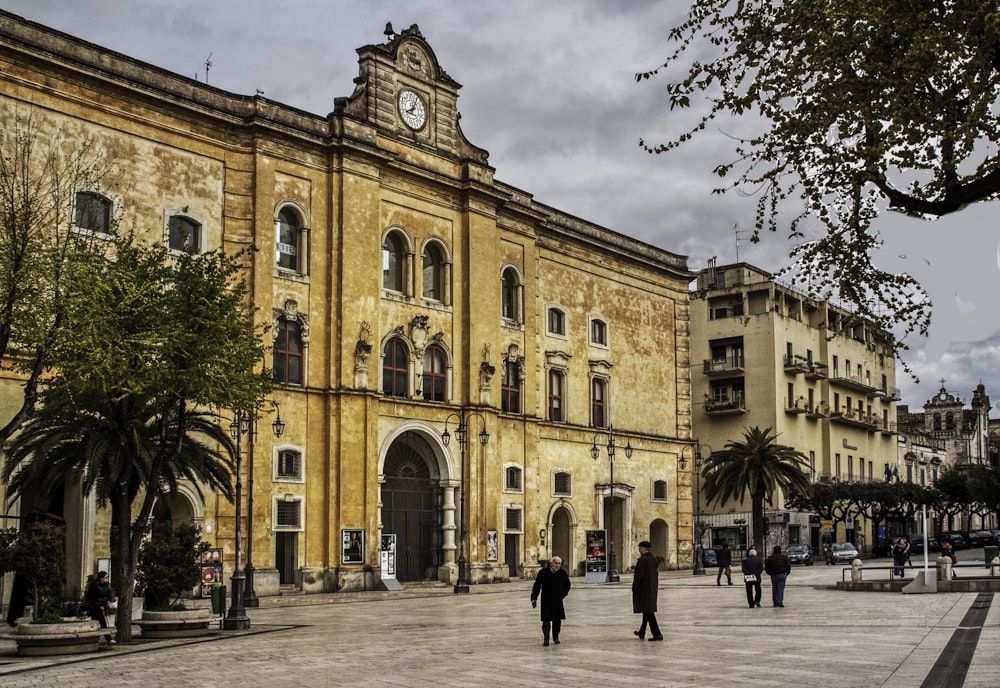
(0, 13, 695, 595)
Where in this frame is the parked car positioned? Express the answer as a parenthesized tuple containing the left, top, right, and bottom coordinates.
(828, 542, 860, 564)
(972, 530, 998, 547)
(959, 530, 984, 548)
(785, 543, 814, 566)
(942, 532, 968, 550)
(702, 547, 718, 568)
(908, 533, 939, 554)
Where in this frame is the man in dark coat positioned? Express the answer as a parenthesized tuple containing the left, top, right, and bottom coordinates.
(632, 541, 662, 641)
(530, 556, 570, 646)
(87, 570, 115, 645)
(764, 545, 791, 607)
(716, 542, 733, 585)
(741, 548, 764, 608)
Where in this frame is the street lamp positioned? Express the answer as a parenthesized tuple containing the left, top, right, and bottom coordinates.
(242, 404, 286, 608)
(223, 410, 252, 631)
(733, 518, 747, 551)
(680, 441, 712, 576)
(442, 409, 489, 593)
(591, 426, 633, 583)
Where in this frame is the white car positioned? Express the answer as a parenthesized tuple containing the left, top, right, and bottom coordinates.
(828, 542, 860, 564)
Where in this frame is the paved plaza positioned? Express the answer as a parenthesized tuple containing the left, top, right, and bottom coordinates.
(1, 563, 997, 687)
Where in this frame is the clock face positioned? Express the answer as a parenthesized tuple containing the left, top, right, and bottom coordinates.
(398, 89, 426, 130)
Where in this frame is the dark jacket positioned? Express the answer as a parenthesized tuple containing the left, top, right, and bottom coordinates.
(717, 545, 732, 568)
(632, 551, 659, 613)
(531, 565, 570, 621)
(741, 553, 764, 578)
(87, 579, 112, 609)
(892, 542, 910, 565)
(764, 551, 791, 576)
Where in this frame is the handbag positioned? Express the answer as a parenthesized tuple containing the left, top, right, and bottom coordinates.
(743, 573, 757, 583)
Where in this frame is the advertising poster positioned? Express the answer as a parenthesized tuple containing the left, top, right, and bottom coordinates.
(380, 534, 397, 578)
(585, 530, 607, 573)
(487, 530, 498, 561)
(343, 529, 364, 564)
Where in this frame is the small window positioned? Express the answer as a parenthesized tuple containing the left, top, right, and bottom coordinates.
(276, 450, 303, 480)
(505, 466, 523, 491)
(382, 232, 405, 292)
(548, 369, 564, 422)
(276, 207, 302, 271)
(422, 344, 447, 402)
(382, 338, 409, 397)
(502, 359, 521, 414)
(591, 378, 607, 428)
(275, 500, 302, 529)
(653, 480, 668, 501)
(273, 319, 304, 385)
(505, 508, 522, 532)
(501, 267, 521, 322)
(590, 318, 608, 346)
(553, 471, 571, 496)
(547, 308, 565, 336)
(168, 215, 201, 252)
(74, 191, 111, 233)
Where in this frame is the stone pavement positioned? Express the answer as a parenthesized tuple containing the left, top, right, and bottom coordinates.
(0, 563, 997, 687)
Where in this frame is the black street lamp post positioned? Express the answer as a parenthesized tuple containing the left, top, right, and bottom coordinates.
(680, 441, 712, 576)
(442, 409, 489, 594)
(243, 405, 286, 609)
(223, 411, 251, 631)
(591, 427, 633, 583)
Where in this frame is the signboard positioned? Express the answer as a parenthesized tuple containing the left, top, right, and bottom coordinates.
(585, 529, 607, 583)
(380, 534, 396, 578)
(342, 529, 364, 564)
(200, 548, 223, 597)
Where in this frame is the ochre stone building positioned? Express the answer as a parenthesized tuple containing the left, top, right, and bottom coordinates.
(0, 12, 696, 596)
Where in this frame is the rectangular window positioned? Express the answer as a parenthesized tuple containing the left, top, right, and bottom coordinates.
(548, 369, 564, 422)
(590, 319, 608, 346)
(591, 378, 606, 428)
(553, 472, 571, 496)
(276, 450, 303, 480)
(505, 466, 523, 491)
(505, 508, 522, 532)
(273, 320, 303, 385)
(547, 308, 565, 335)
(502, 361, 521, 414)
(276, 500, 302, 529)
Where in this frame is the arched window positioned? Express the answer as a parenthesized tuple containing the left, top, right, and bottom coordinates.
(590, 318, 608, 346)
(653, 480, 668, 500)
(422, 344, 447, 402)
(933, 413, 941, 431)
(276, 207, 302, 271)
(422, 242, 443, 300)
(383, 232, 405, 292)
(548, 368, 565, 422)
(382, 338, 409, 397)
(168, 215, 201, 252)
(501, 267, 522, 323)
(547, 307, 565, 336)
(74, 191, 111, 233)
(273, 319, 303, 385)
(945, 412, 955, 431)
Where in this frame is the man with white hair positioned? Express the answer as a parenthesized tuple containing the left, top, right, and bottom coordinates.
(741, 548, 764, 608)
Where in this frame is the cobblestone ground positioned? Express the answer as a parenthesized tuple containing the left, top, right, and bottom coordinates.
(1, 563, 997, 687)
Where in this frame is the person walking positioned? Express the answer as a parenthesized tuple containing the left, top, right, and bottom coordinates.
(631, 541, 663, 641)
(741, 548, 764, 608)
(530, 556, 570, 646)
(87, 570, 115, 645)
(891, 537, 910, 578)
(764, 546, 791, 607)
(716, 542, 733, 585)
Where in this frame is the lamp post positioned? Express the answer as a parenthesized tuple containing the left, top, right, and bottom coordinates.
(733, 518, 747, 552)
(223, 410, 251, 631)
(242, 404, 286, 608)
(591, 426, 633, 583)
(680, 441, 712, 576)
(442, 409, 489, 593)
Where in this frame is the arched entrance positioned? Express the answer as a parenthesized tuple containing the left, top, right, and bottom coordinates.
(381, 432, 442, 582)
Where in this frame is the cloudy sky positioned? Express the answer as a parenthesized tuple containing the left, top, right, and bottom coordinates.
(4, 0, 998, 411)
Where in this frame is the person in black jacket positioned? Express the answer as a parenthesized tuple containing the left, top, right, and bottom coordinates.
(764, 546, 792, 607)
(741, 548, 764, 608)
(632, 541, 662, 641)
(87, 571, 115, 645)
(716, 542, 733, 585)
(530, 556, 571, 646)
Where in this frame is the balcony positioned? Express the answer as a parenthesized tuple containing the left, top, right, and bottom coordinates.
(805, 403, 828, 419)
(705, 397, 748, 415)
(804, 363, 828, 380)
(881, 421, 898, 436)
(883, 387, 901, 401)
(829, 409, 879, 430)
(783, 354, 809, 374)
(829, 371, 882, 397)
(703, 356, 745, 377)
(784, 397, 808, 414)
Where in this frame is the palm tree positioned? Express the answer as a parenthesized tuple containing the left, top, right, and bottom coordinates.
(3, 389, 235, 642)
(701, 426, 811, 552)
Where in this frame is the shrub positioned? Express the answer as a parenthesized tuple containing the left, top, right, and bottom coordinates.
(0, 522, 67, 622)
(136, 522, 206, 610)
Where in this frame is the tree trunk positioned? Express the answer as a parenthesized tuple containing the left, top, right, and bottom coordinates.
(751, 493, 766, 553)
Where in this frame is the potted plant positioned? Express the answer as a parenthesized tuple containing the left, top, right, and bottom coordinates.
(135, 522, 212, 638)
(0, 521, 105, 655)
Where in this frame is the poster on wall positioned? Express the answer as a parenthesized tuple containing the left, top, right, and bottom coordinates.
(343, 529, 364, 564)
(487, 530, 498, 561)
(585, 529, 607, 583)
(380, 534, 397, 577)
(200, 548, 223, 597)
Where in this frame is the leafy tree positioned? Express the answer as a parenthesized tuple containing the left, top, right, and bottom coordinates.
(3, 233, 270, 643)
(137, 522, 207, 610)
(701, 426, 811, 551)
(639, 2, 1000, 354)
(0, 521, 66, 622)
(0, 114, 114, 441)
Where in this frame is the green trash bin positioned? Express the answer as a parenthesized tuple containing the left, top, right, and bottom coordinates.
(985, 546, 998, 568)
(210, 582, 225, 615)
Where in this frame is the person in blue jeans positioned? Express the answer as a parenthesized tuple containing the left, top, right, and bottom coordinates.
(764, 546, 791, 607)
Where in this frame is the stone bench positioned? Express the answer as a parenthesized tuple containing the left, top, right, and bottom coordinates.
(135, 609, 214, 638)
(11, 620, 109, 656)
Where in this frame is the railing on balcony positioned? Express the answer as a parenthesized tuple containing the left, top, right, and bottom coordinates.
(829, 408, 880, 430)
(705, 396, 748, 415)
(829, 371, 881, 396)
(783, 354, 809, 374)
(805, 403, 828, 419)
(805, 362, 828, 380)
(703, 355, 745, 376)
(785, 397, 808, 414)
(881, 421, 898, 435)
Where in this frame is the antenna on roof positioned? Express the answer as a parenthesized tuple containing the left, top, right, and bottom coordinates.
(734, 223, 748, 262)
(205, 53, 213, 84)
